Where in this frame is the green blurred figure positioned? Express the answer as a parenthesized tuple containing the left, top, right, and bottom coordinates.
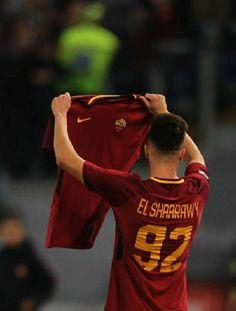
(57, 1, 120, 94)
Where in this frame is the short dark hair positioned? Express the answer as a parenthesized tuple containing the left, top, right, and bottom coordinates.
(148, 113, 188, 154)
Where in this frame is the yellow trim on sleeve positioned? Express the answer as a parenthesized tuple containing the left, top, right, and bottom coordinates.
(150, 177, 184, 184)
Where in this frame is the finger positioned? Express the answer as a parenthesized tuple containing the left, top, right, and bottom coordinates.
(139, 96, 151, 109)
(53, 96, 59, 104)
(151, 93, 165, 100)
(139, 95, 149, 105)
(65, 92, 71, 98)
(145, 93, 157, 100)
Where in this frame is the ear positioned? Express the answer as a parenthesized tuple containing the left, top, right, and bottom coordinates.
(144, 143, 149, 159)
(179, 147, 186, 161)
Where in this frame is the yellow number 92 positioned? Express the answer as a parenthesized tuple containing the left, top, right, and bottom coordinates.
(133, 225, 193, 273)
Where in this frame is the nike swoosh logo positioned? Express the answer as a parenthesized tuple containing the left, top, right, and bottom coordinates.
(77, 117, 92, 124)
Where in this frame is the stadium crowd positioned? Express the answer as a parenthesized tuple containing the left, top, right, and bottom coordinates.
(0, 0, 235, 177)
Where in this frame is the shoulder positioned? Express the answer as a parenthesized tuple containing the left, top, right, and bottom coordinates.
(185, 162, 209, 179)
(83, 161, 143, 206)
(85, 160, 141, 184)
(184, 162, 210, 195)
(58, 26, 77, 43)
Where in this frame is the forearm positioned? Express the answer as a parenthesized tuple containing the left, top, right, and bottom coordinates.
(184, 133, 205, 166)
(54, 113, 84, 183)
(139, 93, 205, 166)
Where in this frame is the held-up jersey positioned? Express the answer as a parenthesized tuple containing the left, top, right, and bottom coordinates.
(83, 161, 209, 311)
(42, 95, 153, 249)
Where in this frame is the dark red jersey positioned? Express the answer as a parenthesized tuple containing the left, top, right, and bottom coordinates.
(42, 95, 153, 249)
(83, 161, 209, 311)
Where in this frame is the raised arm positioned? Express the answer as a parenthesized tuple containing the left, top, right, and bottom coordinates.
(183, 133, 205, 166)
(51, 93, 85, 183)
(140, 93, 205, 166)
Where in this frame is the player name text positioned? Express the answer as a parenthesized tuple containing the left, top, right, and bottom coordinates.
(137, 198, 199, 219)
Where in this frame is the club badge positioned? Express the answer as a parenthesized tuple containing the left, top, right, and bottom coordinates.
(115, 118, 127, 132)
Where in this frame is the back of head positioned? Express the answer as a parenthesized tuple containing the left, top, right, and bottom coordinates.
(83, 2, 105, 23)
(149, 113, 188, 154)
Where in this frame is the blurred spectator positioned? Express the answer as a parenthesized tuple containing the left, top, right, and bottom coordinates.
(0, 210, 55, 311)
(57, 1, 120, 94)
(192, 0, 231, 24)
(0, 0, 235, 177)
(105, 0, 196, 94)
(149, 0, 196, 40)
(104, 1, 154, 93)
(0, 13, 62, 175)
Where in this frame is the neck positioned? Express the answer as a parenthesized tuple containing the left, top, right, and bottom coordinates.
(149, 157, 179, 179)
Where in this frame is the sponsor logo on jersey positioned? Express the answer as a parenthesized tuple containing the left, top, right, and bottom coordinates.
(77, 117, 91, 124)
(115, 118, 127, 132)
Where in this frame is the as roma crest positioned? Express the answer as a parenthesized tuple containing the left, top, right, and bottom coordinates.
(115, 118, 127, 132)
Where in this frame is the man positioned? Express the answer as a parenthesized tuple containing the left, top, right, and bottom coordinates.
(51, 92, 209, 311)
(57, 1, 120, 94)
(0, 212, 54, 311)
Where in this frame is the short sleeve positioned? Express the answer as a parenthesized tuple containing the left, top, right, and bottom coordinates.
(83, 161, 141, 206)
(185, 162, 209, 196)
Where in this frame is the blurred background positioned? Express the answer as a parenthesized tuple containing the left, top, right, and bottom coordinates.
(0, 0, 236, 310)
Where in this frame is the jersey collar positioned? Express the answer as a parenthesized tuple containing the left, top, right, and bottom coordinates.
(150, 177, 184, 185)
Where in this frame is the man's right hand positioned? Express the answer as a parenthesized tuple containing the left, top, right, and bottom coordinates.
(139, 93, 169, 115)
(51, 92, 71, 117)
